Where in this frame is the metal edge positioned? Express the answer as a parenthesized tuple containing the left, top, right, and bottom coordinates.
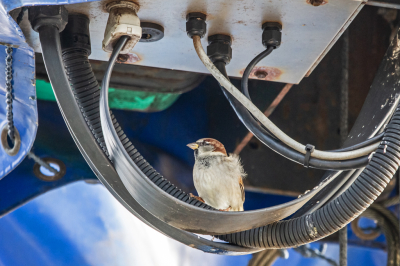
(305, 2, 366, 77)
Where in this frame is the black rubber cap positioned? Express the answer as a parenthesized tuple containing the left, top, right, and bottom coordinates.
(28, 5, 68, 32)
(261, 22, 282, 49)
(186, 12, 207, 39)
(208, 34, 232, 46)
(207, 34, 232, 64)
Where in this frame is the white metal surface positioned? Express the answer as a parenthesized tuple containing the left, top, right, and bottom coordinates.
(19, 0, 364, 84)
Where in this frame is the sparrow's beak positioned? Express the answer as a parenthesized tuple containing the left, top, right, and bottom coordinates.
(187, 143, 199, 150)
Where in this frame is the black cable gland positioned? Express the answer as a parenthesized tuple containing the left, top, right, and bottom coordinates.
(28, 5, 68, 32)
(207, 34, 232, 65)
(60, 14, 91, 55)
(186, 12, 207, 39)
(262, 22, 282, 49)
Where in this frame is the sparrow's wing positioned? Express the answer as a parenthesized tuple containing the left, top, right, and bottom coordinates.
(239, 176, 245, 203)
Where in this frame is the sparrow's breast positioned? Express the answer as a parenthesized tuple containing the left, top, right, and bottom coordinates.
(193, 156, 243, 211)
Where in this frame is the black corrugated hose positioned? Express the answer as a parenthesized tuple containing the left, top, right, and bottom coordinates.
(213, 59, 400, 248)
(59, 18, 400, 248)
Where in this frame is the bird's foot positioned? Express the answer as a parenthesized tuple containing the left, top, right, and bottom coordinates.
(189, 193, 205, 203)
(219, 206, 232, 211)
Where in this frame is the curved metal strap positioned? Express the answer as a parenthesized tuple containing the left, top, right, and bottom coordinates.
(38, 25, 261, 255)
(99, 37, 339, 235)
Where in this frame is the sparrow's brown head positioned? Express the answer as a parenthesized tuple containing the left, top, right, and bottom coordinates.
(187, 138, 227, 156)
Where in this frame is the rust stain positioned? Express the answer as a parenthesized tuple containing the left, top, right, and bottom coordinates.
(306, 0, 328, 6)
(205, 14, 216, 20)
(235, 20, 246, 25)
(117, 52, 142, 64)
(239, 66, 283, 81)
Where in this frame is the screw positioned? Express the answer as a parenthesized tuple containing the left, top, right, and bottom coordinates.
(254, 70, 268, 79)
(29, 96, 36, 101)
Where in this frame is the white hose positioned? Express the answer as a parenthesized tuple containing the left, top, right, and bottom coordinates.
(192, 36, 379, 161)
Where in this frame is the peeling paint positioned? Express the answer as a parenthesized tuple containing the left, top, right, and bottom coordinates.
(390, 34, 400, 61)
(381, 98, 389, 109)
(388, 93, 400, 106)
(305, 214, 317, 238)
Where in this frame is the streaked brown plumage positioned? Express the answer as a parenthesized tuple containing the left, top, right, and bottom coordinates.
(187, 138, 246, 211)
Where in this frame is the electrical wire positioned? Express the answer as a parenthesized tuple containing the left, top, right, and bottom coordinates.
(240, 47, 384, 154)
(241, 47, 273, 102)
(382, 196, 400, 207)
(242, 46, 385, 154)
(214, 61, 369, 170)
(213, 48, 386, 215)
(330, 133, 383, 152)
(214, 63, 370, 170)
(193, 36, 379, 161)
(198, 38, 382, 170)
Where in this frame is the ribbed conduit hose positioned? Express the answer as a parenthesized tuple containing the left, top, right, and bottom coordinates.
(62, 45, 400, 249)
(217, 114, 400, 247)
(61, 48, 213, 210)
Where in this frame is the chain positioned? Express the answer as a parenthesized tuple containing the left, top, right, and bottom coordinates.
(4, 45, 58, 174)
(5, 46, 15, 142)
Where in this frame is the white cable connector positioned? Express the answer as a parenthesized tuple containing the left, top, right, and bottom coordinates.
(102, 1, 142, 54)
(192, 36, 379, 161)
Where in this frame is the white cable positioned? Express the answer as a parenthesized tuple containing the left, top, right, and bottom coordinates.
(192, 36, 379, 161)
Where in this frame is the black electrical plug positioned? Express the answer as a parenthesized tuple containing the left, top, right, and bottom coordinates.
(207, 34, 232, 65)
(28, 5, 68, 33)
(186, 12, 207, 38)
(262, 22, 282, 49)
(207, 34, 232, 78)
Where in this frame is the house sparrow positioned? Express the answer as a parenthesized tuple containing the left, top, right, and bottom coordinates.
(187, 138, 246, 211)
